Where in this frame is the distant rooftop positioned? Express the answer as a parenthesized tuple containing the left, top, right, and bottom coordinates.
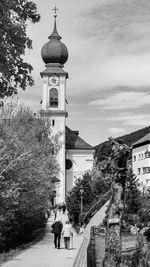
(133, 133, 150, 148)
(65, 126, 94, 150)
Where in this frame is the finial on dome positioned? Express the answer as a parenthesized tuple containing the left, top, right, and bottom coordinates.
(52, 5, 58, 18)
(41, 5, 68, 65)
(49, 5, 61, 40)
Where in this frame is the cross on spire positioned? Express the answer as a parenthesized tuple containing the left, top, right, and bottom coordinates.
(52, 5, 58, 17)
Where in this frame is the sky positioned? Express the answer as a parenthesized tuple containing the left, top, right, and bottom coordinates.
(19, 0, 150, 146)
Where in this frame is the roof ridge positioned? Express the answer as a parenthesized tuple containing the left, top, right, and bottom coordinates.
(133, 132, 150, 147)
(65, 126, 94, 150)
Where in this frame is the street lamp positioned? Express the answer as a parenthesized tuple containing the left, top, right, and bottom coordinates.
(51, 190, 56, 207)
(79, 186, 84, 214)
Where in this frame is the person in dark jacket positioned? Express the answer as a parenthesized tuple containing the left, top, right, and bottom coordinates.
(62, 203, 66, 214)
(51, 218, 63, 249)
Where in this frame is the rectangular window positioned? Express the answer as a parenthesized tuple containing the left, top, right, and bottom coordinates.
(133, 156, 136, 162)
(145, 152, 150, 158)
(52, 119, 55, 126)
(143, 167, 150, 174)
(137, 168, 141, 175)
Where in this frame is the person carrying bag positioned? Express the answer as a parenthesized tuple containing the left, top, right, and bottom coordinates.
(51, 217, 63, 249)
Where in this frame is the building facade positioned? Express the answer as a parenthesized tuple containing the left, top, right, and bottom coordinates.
(132, 133, 150, 191)
(40, 12, 94, 203)
(65, 127, 95, 193)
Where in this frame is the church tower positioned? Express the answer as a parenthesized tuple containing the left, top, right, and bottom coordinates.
(40, 9, 68, 203)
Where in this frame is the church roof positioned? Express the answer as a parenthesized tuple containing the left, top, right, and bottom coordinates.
(65, 126, 94, 150)
(132, 133, 150, 148)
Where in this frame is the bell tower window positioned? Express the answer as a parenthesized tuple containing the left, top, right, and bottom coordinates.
(49, 88, 58, 107)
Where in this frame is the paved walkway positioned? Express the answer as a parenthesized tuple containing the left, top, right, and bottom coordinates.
(2, 214, 83, 267)
(1, 202, 109, 267)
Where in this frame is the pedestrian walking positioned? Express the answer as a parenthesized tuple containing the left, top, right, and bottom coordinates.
(69, 221, 73, 249)
(79, 223, 86, 234)
(62, 203, 66, 214)
(53, 207, 57, 221)
(51, 217, 63, 249)
(62, 220, 73, 249)
(58, 204, 62, 214)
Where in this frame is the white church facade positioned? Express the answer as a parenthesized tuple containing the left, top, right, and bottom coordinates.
(40, 11, 94, 203)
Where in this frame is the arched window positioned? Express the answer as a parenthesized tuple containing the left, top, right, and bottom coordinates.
(66, 159, 73, 170)
(49, 88, 58, 107)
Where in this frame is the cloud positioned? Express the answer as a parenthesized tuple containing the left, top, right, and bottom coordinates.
(108, 127, 126, 136)
(89, 91, 150, 110)
(24, 0, 150, 100)
(66, 52, 150, 97)
(82, 0, 150, 51)
(102, 112, 150, 127)
(65, 0, 150, 96)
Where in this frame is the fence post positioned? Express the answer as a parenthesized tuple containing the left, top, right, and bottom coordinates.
(91, 226, 96, 267)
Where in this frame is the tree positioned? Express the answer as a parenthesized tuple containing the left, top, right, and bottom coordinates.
(124, 168, 141, 215)
(138, 195, 150, 226)
(95, 142, 112, 163)
(119, 168, 142, 234)
(103, 138, 130, 267)
(91, 162, 111, 196)
(66, 172, 95, 224)
(66, 165, 111, 224)
(0, 0, 40, 98)
(0, 103, 59, 251)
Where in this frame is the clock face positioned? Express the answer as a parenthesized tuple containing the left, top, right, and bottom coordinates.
(48, 75, 59, 86)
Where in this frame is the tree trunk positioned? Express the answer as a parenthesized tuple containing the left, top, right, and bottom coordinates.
(103, 182, 124, 267)
(102, 138, 130, 267)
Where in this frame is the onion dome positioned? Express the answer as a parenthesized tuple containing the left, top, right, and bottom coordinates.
(41, 13, 68, 65)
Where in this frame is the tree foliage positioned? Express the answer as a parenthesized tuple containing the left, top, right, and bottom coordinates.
(124, 168, 141, 215)
(0, 0, 40, 98)
(66, 165, 111, 224)
(66, 172, 95, 223)
(0, 103, 59, 251)
(138, 195, 150, 226)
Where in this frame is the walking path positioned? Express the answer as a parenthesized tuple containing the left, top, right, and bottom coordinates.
(2, 213, 83, 267)
(1, 202, 109, 267)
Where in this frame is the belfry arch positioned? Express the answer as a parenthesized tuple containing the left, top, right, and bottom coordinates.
(49, 88, 58, 108)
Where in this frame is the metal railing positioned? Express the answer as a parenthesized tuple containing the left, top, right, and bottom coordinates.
(73, 191, 111, 267)
(83, 190, 111, 225)
(87, 226, 97, 267)
(87, 226, 105, 267)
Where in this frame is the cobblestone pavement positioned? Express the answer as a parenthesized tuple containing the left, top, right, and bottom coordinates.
(2, 213, 83, 267)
